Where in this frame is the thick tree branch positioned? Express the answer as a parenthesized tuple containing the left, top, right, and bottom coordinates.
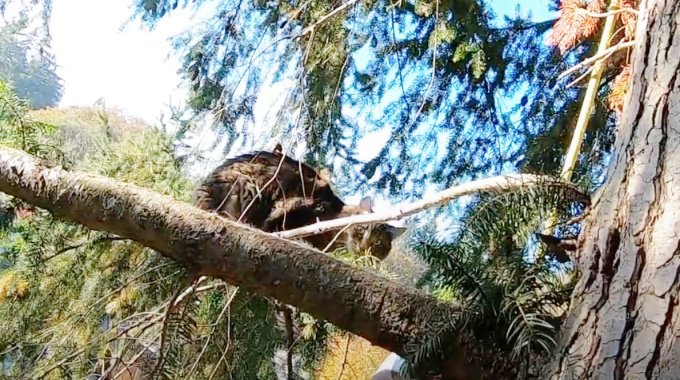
(0, 145, 460, 362)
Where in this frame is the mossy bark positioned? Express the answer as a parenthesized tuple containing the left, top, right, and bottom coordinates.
(0, 145, 461, 368)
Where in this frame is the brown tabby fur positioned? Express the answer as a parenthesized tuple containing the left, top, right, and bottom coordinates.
(301, 198, 403, 260)
(193, 149, 343, 230)
(194, 146, 405, 259)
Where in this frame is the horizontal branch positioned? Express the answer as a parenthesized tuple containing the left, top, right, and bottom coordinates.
(0, 144, 461, 363)
(277, 174, 581, 239)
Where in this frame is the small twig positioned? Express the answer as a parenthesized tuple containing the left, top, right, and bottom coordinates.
(566, 66, 594, 88)
(150, 276, 196, 377)
(558, 41, 638, 80)
(207, 331, 234, 380)
(562, 205, 591, 226)
(277, 174, 580, 239)
(285, 306, 295, 380)
(336, 335, 352, 380)
(322, 223, 354, 252)
(38, 311, 163, 378)
(297, 0, 362, 38)
(102, 338, 159, 380)
(44, 236, 127, 261)
(184, 287, 238, 379)
(237, 152, 287, 223)
(92, 262, 175, 307)
(248, 0, 362, 65)
(174, 276, 210, 306)
(575, 7, 638, 18)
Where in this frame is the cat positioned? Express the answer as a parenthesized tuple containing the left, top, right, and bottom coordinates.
(296, 195, 405, 260)
(193, 145, 343, 231)
(194, 145, 406, 259)
(193, 145, 406, 379)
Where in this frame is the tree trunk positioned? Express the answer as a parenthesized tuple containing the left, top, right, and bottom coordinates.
(0, 145, 462, 368)
(547, 0, 680, 378)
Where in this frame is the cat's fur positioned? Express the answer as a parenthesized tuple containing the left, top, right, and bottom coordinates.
(301, 196, 404, 260)
(194, 147, 405, 259)
(194, 148, 343, 230)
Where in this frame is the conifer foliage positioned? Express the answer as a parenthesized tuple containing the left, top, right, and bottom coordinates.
(132, 0, 599, 196)
(0, 0, 650, 377)
(0, 85, 327, 379)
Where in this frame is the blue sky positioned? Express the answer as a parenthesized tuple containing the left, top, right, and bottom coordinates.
(45, 0, 556, 214)
(48, 0, 554, 124)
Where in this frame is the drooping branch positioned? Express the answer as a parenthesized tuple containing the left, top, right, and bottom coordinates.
(277, 174, 585, 239)
(0, 144, 461, 362)
(297, 0, 362, 38)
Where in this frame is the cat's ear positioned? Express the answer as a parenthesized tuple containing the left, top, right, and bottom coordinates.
(359, 196, 373, 212)
(318, 167, 332, 182)
(386, 225, 407, 239)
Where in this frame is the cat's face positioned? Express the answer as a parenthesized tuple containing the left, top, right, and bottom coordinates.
(344, 223, 404, 260)
(338, 196, 406, 260)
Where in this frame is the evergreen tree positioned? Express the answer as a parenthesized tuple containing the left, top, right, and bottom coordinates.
(0, 0, 646, 377)
(0, 0, 61, 109)
(131, 0, 619, 198)
(125, 2, 633, 375)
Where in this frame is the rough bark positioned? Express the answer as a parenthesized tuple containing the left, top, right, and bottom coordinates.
(547, 0, 680, 378)
(0, 145, 459, 364)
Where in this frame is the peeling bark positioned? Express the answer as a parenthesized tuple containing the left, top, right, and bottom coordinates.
(0, 145, 461, 366)
(547, 0, 680, 378)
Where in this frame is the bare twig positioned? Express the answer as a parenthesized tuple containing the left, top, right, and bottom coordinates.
(174, 276, 210, 306)
(285, 306, 295, 380)
(336, 335, 352, 380)
(207, 330, 234, 380)
(575, 7, 638, 18)
(297, 0, 362, 38)
(102, 338, 159, 380)
(565, 66, 594, 88)
(322, 223, 354, 252)
(184, 287, 238, 379)
(150, 275, 197, 377)
(38, 311, 164, 378)
(558, 41, 638, 80)
(564, 205, 591, 226)
(250, 0, 362, 63)
(92, 262, 175, 307)
(277, 174, 579, 239)
(44, 236, 127, 261)
(236, 152, 287, 224)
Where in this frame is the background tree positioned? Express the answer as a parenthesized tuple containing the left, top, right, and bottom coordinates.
(545, 0, 680, 377)
(0, 87, 306, 379)
(0, 0, 62, 109)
